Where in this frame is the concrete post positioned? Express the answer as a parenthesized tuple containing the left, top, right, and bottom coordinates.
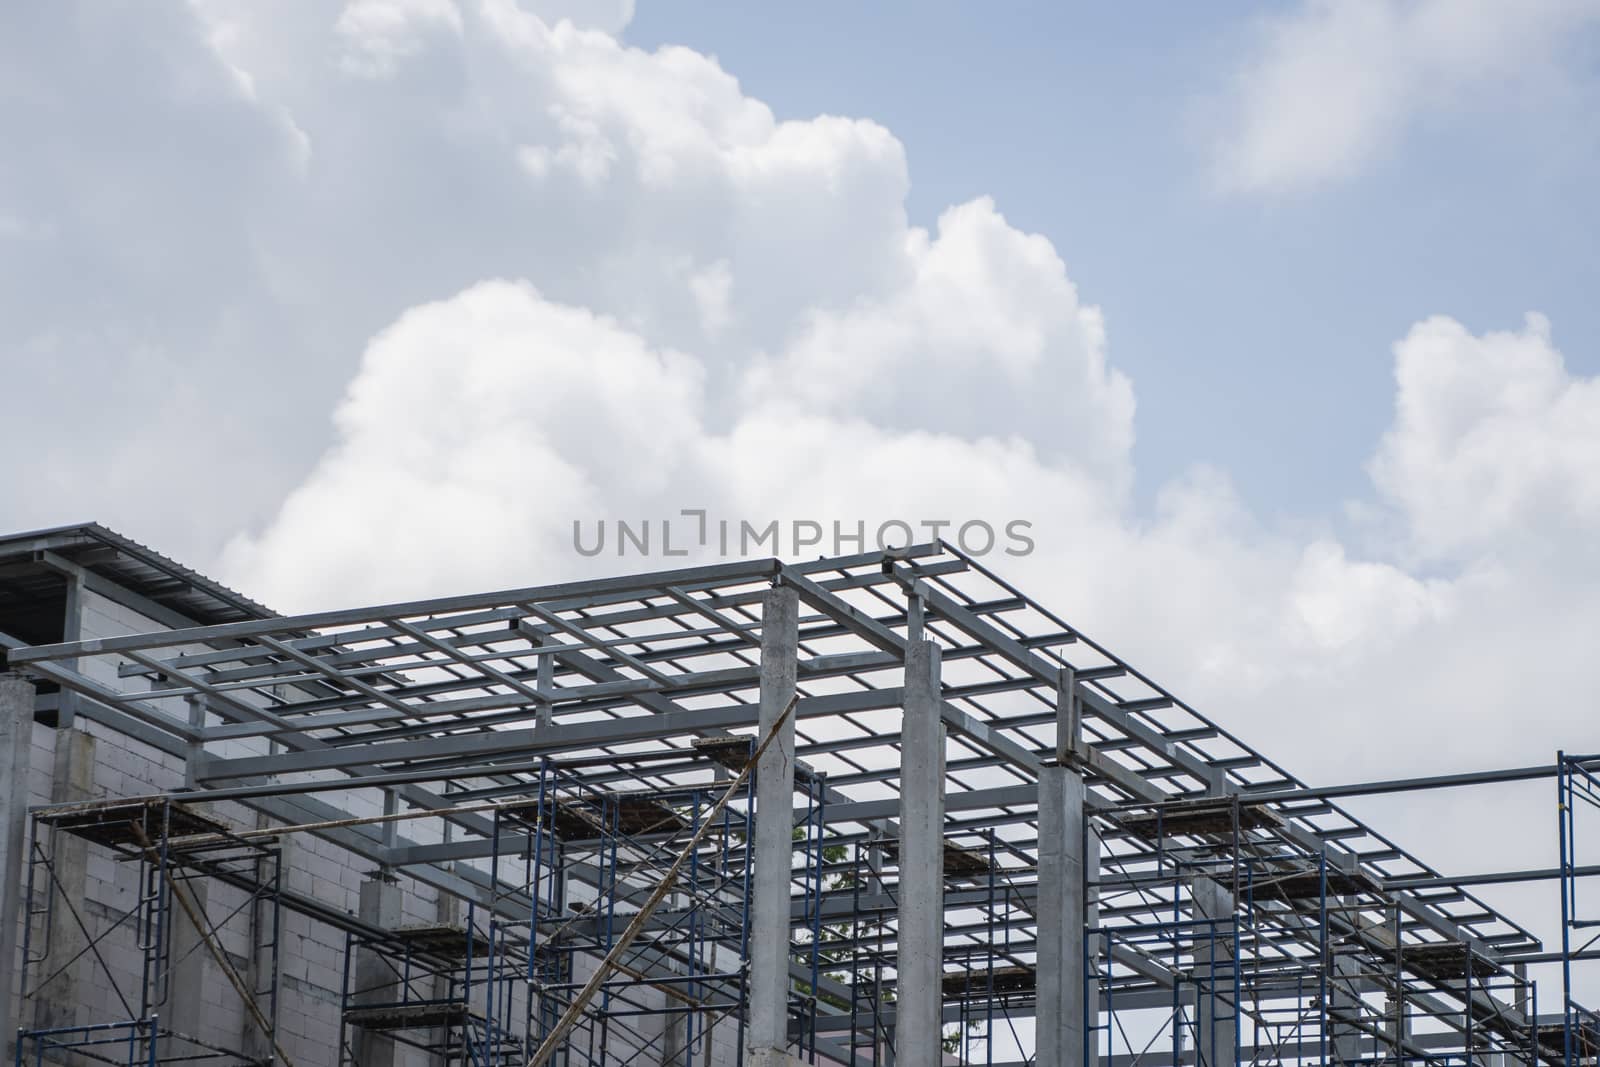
(39, 550, 92, 1056)
(1086, 825, 1102, 1067)
(747, 585, 799, 1059)
(183, 695, 207, 789)
(429, 879, 464, 1067)
(1192, 877, 1237, 1067)
(1054, 666, 1079, 765)
(354, 877, 403, 1067)
(1036, 764, 1085, 1067)
(1041, 667, 1097, 1067)
(894, 639, 943, 1067)
(56, 572, 83, 732)
(535, 632, 555, 729)
(1330, 935, 1363, 1065)
(661, 1010, 687, 1067)
(163, 881, 210, 1052)
(173, 693, 212, 1054)
(242, 828, 283, 1064)
(1384, 991, 1411, 1050)
(32, 725, 95, 1042)
(0, 674, 35, 1063)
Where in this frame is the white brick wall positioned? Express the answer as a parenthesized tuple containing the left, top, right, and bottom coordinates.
(17, 591, 463, 1066)
(17, 588, 747, 1067)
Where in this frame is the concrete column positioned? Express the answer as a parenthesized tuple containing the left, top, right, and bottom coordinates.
(242, 829, 283, 1065)
(746, 1047, 805, 1067)
(0, 674, 35, 1063)
(163, 881, 210, 1052)
(40, 574, 92, 1050)
(1036, 764, 1085, 1067)
(354, 877, 403, 1067)
(171, 697, 212, 1055)
(56, 572, 83, 732)
(1330, 935, 1363, 1066)
(173, 700, 212, 1052)
(1192, 877, 1236, 1067)
(182, 695, 207, 789)
(431, 881, 464, 1067)
(1041, 667, 1097, 1067)
(747, 585, 799, 1058)
(1383, 991, 1411, 1052)
(32, 725, 95, 1040)
(894, 640, 943, 1067)
(661, 1010, 688, 1067)
(1086, 825, 1102, 1067)
(535, 632, 555, 729)
(1054, 666, 1080, 765)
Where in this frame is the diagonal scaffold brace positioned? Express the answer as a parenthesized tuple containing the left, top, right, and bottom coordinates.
(524, 692, 800, 1067)
(128, 822, 300, 1067)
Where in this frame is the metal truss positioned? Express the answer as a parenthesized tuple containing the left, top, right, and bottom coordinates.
(7, 542, 1582, 1066)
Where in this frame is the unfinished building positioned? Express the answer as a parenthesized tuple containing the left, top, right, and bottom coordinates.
(0, 522, 1594, 1067)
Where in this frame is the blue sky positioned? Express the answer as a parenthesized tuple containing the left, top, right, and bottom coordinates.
(629, 1, 1600, 517)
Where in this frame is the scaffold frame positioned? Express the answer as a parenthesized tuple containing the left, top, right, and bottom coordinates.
(3, 541, 1596, 1067)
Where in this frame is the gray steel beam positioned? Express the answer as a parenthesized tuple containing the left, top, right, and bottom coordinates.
(900, 564, 1523, 964)
(8, 558, 785, 665)
(197, 687, 907, 783)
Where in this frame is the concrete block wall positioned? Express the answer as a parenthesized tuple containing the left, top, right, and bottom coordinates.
(16, 591, 454, 1066)
(13, 585, 758, 1067)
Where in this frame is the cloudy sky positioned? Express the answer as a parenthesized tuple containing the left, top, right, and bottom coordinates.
(5, 0, 1600, 971)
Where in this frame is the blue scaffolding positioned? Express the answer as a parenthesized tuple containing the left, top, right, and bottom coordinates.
(484, 749, 775, 1067)
(15, 797, 283, 1067)
(1557, 753, 1600, 1067)
(336, 909, 522, 1066)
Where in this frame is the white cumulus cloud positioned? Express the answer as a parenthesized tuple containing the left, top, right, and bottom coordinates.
(1210, 0, 1600, 193)
(1372, 313, 1600, 561)
(336, 0, 464, 78)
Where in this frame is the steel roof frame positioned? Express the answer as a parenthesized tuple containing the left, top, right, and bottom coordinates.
(8, 541, 1556, 1040)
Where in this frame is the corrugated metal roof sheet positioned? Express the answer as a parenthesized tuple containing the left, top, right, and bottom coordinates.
(0, 522, 276, 628)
